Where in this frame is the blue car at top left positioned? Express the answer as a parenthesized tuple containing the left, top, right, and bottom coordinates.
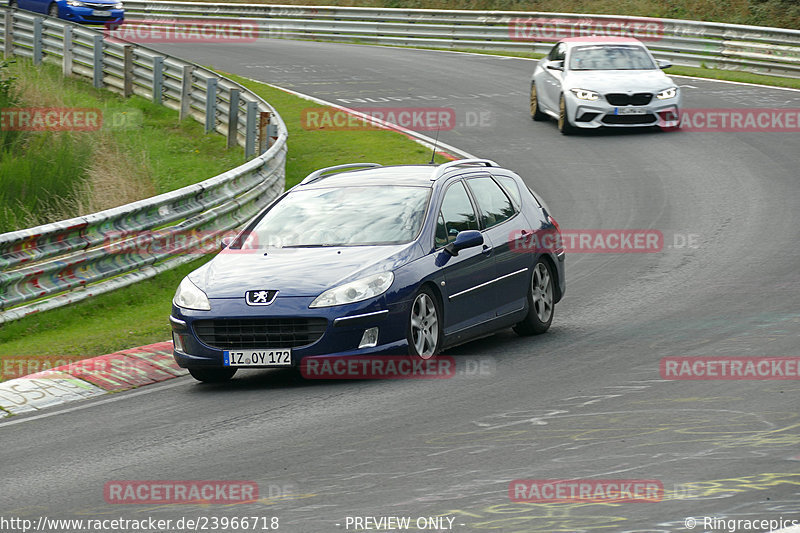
(9, 0, 124, 26)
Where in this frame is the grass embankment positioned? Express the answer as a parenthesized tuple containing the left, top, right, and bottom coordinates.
(0, 73, 446, 361)
(0, 58, 243, 233)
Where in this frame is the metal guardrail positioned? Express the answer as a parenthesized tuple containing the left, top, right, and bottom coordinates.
(0, 7, 287, 323)
(121, 2, 800, 78)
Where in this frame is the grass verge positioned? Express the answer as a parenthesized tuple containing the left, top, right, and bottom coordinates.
(0, 72, 447, 364)
(0, 58, 244, 232)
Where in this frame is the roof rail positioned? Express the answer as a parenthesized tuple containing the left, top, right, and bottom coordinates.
(430, 159, 500, 181)
(299, 163, 383, 185)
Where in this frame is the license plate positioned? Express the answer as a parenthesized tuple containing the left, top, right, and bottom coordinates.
(93, 10, 111, 16)
(224, 349, 292, 367)
(616, 107, 647, 115)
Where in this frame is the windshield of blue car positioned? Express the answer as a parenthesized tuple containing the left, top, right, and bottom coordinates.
(568, 45, 656, 70)
(242, 185, 431, 247)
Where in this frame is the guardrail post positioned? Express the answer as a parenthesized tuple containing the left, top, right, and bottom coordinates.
(245, 101, 257, 158)
(226, 88, 240, 149)
(3, 11, 12, 58)
(258, 111, 270, 152)
(152, 56, 164, 105)
(179, 65, 193, 120)
(32, 17, 42, 65)
(122, 44, 133, 97)
(205, 77, 218, 133)
(62, 26, 72, 76)
(92, 34, 103, 89)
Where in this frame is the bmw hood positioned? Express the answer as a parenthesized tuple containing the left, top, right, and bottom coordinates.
(564, 70, 674, 94)
(189, 244, 416, 299)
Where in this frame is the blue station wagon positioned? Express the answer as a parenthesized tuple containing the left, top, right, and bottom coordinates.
(170, 159, 566, 382)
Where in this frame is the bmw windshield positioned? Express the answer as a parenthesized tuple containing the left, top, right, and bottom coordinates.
(569, 45, 656, 70)
(241, 185, 431, 248)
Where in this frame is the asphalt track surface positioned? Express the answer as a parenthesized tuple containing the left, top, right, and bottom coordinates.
(3, 40, 800, 532)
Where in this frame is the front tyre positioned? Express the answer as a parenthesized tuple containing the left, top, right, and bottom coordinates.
(514, 258, 555, 336)
(408, 286, 442, 359)
(47, 2, 58, 17)
(558, 94, 577, 135)
(188, 367, 237, 383)
(530, 82, 547, 121)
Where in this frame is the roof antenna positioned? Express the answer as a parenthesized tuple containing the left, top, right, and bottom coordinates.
(429, 128, 440, 164)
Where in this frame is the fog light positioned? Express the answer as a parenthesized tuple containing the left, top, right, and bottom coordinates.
(172, 332, 185, 352)
(358, 327, 379, 349)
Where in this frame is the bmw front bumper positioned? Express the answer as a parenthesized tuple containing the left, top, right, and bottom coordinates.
(566, 93, 680, 129)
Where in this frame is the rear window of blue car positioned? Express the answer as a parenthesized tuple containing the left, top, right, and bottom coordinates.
(243, 186, 431, 247)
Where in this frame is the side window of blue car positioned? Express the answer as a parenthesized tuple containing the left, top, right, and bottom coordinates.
(436, 181, 479, 248)
(466, 177, 516, 230)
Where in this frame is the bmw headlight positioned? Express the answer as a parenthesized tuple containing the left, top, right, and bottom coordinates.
(570, 88, 599, 101)
(173, 277, 211, 311)
(66, 0, 86, 6)
(310, 272, 394, 308)
(657, 87, 678, 100)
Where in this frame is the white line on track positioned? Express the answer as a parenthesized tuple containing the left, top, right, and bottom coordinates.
(0, 378, 189, 428)
(247, 77, 477, 160)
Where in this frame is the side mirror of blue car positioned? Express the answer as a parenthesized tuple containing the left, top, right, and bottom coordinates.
(444, 230, 484, 256)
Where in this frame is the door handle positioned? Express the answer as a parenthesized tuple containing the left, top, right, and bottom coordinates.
(481, 244, 493, 255)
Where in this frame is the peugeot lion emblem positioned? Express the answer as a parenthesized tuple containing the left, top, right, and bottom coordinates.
(246, 290, 278, 306)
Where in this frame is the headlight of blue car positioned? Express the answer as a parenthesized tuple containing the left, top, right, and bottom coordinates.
(310, 272, 394, 308)
(174, 277, 211, 311)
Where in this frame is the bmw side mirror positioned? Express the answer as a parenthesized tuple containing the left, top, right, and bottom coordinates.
(444, 230, 484, 256)
(546, 60, 564, 71)
(656, 59, 672, 70)
(220, 236, 234, 250)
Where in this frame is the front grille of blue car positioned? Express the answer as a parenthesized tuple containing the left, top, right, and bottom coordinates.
(193, 318, 328, 349)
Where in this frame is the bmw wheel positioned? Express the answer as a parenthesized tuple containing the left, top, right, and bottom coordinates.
(514, 258, 555, 336)
(408, 286, 442, 359)
(558, 94, 577, 135)
(9, 0, 17, 7)
(188, 367, 237, 383)
(47, 2, 58, 17)
(530, 82, 547, 121)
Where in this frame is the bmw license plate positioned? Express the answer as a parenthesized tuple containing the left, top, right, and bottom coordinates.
(92, 10, 111, 16)
(224, 349, 292, 367)
(616, 107, 647, 115)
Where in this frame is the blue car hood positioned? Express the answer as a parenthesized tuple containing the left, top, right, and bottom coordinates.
(191, 244, 416, 298)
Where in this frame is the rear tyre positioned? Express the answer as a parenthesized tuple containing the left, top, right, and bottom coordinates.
(530, 82, 547, 121)
(408, 286, 442, 359)
(188, 367, 237, 383)
(9, 0, 17, 7)
(514, 258, 555, 336)
(558, 94, 577, 135)
(47, 2, 58, 17)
